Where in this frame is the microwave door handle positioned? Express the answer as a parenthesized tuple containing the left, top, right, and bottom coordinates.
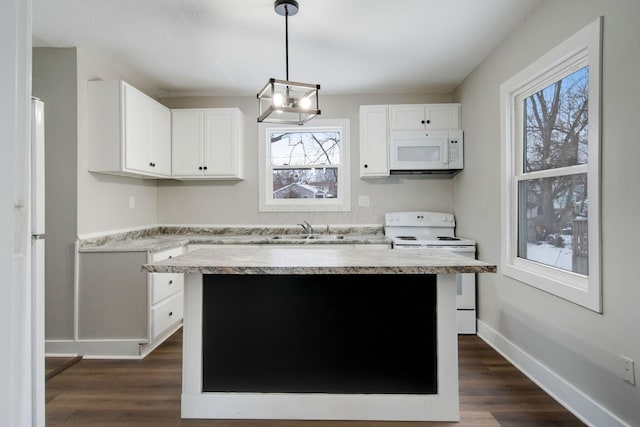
(442, 139, 449, 164)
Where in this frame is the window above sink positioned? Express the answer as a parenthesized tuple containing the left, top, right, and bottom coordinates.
(258, 119, 351, 212)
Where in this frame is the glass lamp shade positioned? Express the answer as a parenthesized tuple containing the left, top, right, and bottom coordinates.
(257, 78, 321, 125)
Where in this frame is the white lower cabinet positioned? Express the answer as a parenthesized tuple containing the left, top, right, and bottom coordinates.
(151, 291, 184, 340)
(147, 246, 185, 342)
(150, 272, 184, 305)
(77, 245, 186, 358)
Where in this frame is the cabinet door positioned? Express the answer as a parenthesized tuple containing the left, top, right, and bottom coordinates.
(203, 109, 238, 177)
(151, 292, 184, 340)
(359, 105, 389, 177)
(425, 105, 460, 130)
(389, 104, 461, 130)
(150, 101, 172, 176)
(150, 272, 184, 305)
(88, 80, 176, 178)
(123, 85, 153, 173)
(389, 105, 426, 130)
(172, 110, 204, 176)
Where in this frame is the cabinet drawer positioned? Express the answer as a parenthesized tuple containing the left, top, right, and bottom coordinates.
(151, 292, 183, 340)
(150, 245, 186, 262)
(150, 272, 184, 305)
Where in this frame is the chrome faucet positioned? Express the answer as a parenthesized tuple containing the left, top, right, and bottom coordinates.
(298, 221, 313, 237)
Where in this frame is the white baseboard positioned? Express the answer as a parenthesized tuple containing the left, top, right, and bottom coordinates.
(44, 323, 182, 359)
(477, 321, 629, 427)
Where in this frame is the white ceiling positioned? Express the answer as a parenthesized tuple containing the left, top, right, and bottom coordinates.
(32, 0, 542, 98)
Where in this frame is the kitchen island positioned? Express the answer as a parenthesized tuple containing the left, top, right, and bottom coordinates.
(143, 245, 496, 422)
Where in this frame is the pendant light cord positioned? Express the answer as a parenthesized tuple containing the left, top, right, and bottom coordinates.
(284, 4, 290, 81)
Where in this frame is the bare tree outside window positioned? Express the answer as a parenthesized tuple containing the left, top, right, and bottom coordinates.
(518, 66, 589, 274)
(269, 130, 341, 199)
(501, 17, 600, 311)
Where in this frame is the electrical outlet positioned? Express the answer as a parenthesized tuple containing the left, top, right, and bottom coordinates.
(621, 355, 636, 385)
(358, 195, 370, 207)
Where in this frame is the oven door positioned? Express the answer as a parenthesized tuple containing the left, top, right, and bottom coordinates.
(393, 244, 476, 309)
(452, 250, 476, 310)
(392, 243, 477, 334)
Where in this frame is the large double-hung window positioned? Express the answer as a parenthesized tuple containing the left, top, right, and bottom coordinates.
(500, 18, 602, 312)
(258, 119, 351, 212)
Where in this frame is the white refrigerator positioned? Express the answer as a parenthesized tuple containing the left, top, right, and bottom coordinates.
(30, 97, 45, 427)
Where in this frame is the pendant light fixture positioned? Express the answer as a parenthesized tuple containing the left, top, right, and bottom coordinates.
(257, 0, 321, 125)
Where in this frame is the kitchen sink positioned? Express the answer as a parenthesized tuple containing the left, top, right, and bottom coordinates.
(271, 234, 345, 240)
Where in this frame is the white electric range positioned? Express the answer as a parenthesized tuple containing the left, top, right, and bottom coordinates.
(385, 211, 477, 334)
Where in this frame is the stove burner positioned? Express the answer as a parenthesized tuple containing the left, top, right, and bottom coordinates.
(396, 236, 417, 240)
(437, 236, 460, 241)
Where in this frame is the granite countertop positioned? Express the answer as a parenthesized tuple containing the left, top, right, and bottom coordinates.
(77, 225, 391, 253)
(142, 246, 497, 275)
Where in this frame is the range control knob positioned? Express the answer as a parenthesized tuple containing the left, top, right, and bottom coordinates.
(388, 215, 400, 223)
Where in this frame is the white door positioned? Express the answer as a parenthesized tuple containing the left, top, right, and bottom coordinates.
(2, 3, 37, 425)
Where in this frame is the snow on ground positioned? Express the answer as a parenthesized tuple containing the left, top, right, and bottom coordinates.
(526, 235, 573, 271)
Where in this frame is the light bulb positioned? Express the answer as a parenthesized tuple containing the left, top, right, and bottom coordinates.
(273, 93, 284, 107)
(299, 96, 311, 109)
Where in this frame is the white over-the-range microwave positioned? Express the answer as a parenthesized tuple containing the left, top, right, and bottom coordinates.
(389, 129, 463, 174)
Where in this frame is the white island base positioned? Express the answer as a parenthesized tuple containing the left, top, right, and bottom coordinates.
(180, 272, 460, 422)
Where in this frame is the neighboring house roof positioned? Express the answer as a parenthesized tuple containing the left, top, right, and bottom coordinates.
(273, 182, 327, 197)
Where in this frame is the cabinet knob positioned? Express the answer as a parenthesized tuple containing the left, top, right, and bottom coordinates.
(364, 164, 368, 168)
(168, 280, 173, 284)
(198, 166, 203, 170)
(169, 311, 173, 317)
(421, 120, 425, 124)
(426, 120, 431, 124)
(203, 166, 207, 170)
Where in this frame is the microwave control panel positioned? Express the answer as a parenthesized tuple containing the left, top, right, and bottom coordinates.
(448, 130, 463, 169)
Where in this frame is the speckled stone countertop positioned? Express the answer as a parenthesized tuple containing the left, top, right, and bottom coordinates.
(77, 225, 391, 253)
(142, 246, 497, 275)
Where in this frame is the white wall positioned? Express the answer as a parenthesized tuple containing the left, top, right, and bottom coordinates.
(454, 0, 640, 424)
(158, 94, 456, 226)
(76, 49, 160, 236)
(74, 53, 458, 233)
(32, 48, 78, 341)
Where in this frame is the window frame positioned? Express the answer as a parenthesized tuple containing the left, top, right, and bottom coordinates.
(258, 119, 351, 212)
(500, 17, 602, 312)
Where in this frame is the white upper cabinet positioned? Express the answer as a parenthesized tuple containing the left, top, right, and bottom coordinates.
(149, 99, 172, 176)
(88, 80, 172, 178)
(389, 103, 460, 131)
(359, 105, 390, 178)
(171, 108, 244, 180)
(359, 103, 462, 178)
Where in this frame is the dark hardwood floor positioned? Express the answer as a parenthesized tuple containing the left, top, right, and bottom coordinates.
(45, 329, 586, 426)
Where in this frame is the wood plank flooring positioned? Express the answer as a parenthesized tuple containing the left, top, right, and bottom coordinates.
(46, 356, 82, 382)
(46, 329, 586, 426)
